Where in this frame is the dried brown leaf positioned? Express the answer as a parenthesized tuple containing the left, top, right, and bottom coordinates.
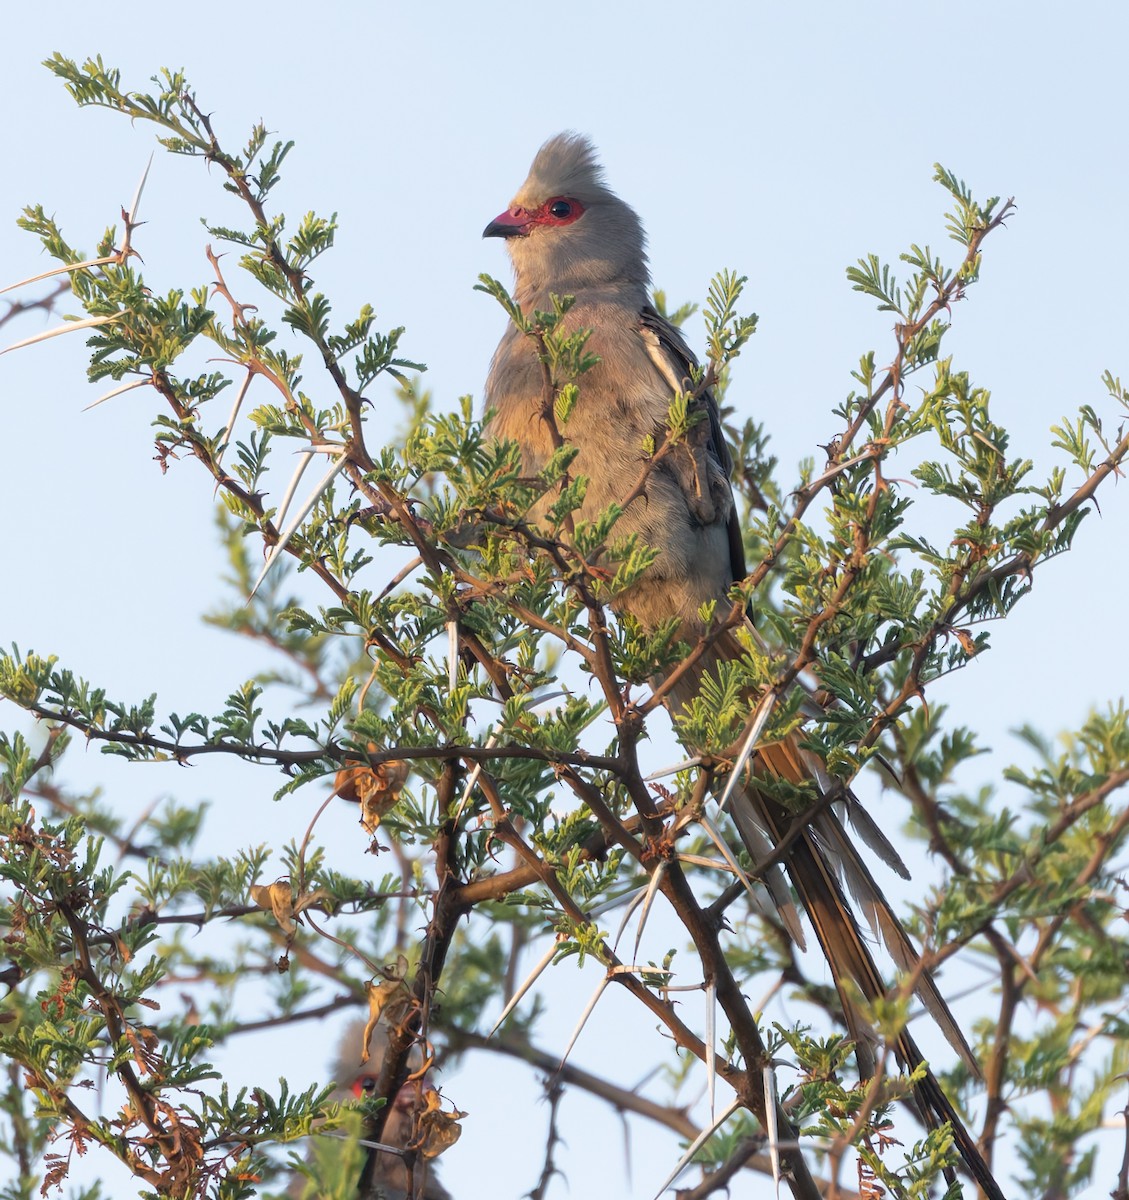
(335, 744, 410, 833)
(413, 1087, 466, 1159)
(250, 880, 297, 934)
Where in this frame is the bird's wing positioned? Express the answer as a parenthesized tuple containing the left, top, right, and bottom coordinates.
(639, 304, 747, 584)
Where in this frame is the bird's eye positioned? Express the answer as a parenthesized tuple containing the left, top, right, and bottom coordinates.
(535, 197, 582, 226)
(354, 1075, 378, 1096)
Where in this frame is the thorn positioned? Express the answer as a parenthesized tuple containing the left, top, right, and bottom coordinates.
(269, 445, 348, 529)
(705, 978, 717, 1122)
(675, 852, 740, 873)
(447, 620, 458, 695)
(249, 451, 347, 600)
(313, 1130, 408, 1159)
(656, 981, 706, 995)
(699, 813, 759, 902)
(83, 377, 149, 411)
(650, 1095, 742, 1200)
(559, 975, 609, 1070)
(1, 313, 117, 355)
(764, 1065, 781, 1197)
(215, 369, 254, 464)
(452, 732, 498, 824)
(611, 884, 650, 950)
(642, 756, 701, 782)
(376, 554, 423, 601)
(270, 451, 316, 545)
(633, 860, 668, 961)
(126, 151, 155, 225)
(0, 255, 120, 296)
(488, 935, 563, 1037)
(607, 963, 673, 977)
(589, 882, 648, 921)
(717, 689, 778, 815)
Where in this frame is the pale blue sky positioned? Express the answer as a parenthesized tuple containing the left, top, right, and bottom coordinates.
(3, 4, 1128, 1197)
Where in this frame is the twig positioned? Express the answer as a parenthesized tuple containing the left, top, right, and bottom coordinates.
(528, 1076, 566, 1200)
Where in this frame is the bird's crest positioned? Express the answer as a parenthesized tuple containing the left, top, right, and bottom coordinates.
(518, 132, 606, 205)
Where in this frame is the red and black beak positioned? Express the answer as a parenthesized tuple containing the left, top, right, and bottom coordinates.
(483, 208, 533, 239)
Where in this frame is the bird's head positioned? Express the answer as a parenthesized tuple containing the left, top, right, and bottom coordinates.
(483, 132, 649, 295)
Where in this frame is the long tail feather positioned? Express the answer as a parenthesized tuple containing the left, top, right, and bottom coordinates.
(903, 1027, 1007, 1200)
(811, 810, 980, 1077)
(664, 630, 1006, 1200)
